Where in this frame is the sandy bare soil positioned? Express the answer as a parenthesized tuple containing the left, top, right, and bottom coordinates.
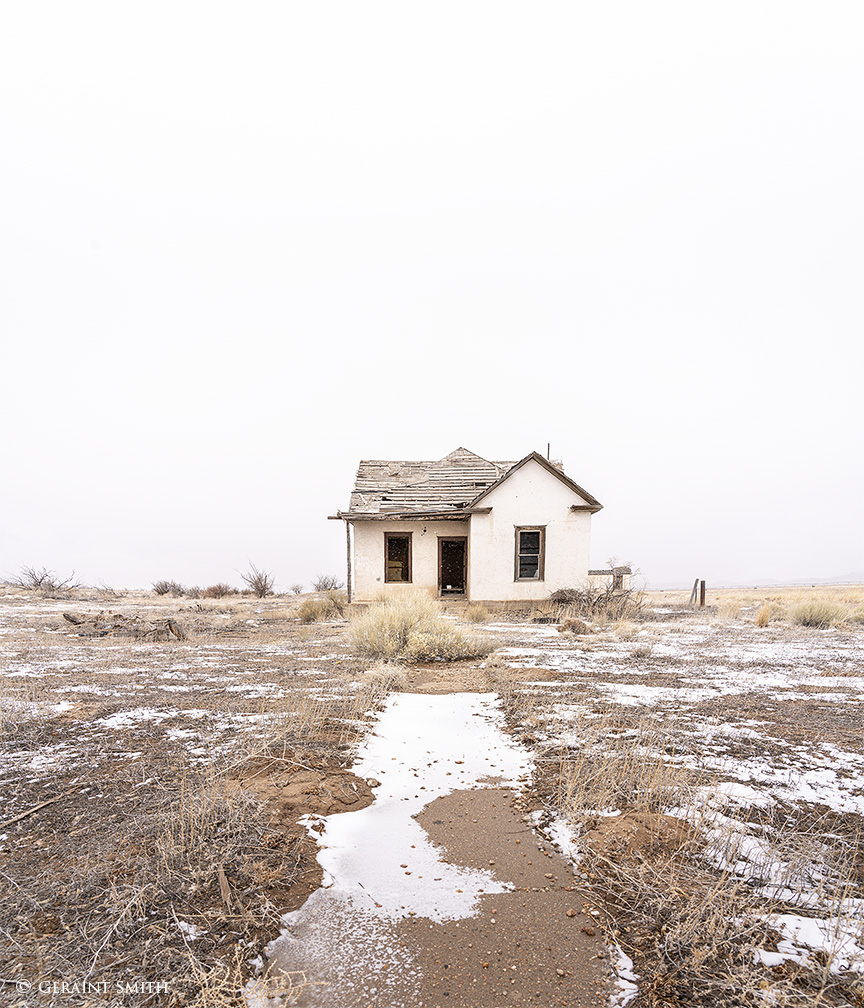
(1, 585, 862, 1007)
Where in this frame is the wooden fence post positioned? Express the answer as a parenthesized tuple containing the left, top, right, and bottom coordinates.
(699, 580, 706, 607)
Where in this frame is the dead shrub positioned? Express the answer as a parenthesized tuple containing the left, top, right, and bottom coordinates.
(289, 583, 305, 595)
(152, 579, 185, 596)
(313, 574, 344, 591)
(241, 563, 275, 598)
(350, 591, 495, 662)
(202, 583, 233, 598)
(7, 565, 81, 593)
(549, 584, 645, 622)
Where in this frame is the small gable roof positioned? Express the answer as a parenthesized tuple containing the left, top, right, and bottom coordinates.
(333, 448, 601, 519)
(469, 452, 602, 510)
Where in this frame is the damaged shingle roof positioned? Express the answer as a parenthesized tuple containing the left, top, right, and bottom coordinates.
(347, 447, 515, 516)
(335, 446, 601, 519)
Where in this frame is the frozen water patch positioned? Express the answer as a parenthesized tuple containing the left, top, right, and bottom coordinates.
(286, 693, 528, 922)
(266, 692, 530, 1001)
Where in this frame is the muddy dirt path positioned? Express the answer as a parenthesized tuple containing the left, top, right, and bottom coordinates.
(255, 691, 610, 1007)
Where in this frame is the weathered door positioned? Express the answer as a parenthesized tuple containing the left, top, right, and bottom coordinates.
(438, 538, 467, 596)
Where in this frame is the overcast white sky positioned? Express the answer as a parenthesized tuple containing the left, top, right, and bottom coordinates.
(2, 2, 862, 590)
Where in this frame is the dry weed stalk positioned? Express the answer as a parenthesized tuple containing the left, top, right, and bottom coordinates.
(546, 710, 864, 1006)
(553, 712, 709, 823)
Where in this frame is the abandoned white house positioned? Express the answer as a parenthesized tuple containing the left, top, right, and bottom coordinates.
(330, 448, 627, 603)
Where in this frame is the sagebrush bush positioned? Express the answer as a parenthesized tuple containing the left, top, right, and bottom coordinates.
(202, 583, 233, 598)
(790, 599, 847, 628)
(464, 603, 490, 623)
(153, 580, 185, 596)
(350, 591, 494, 662)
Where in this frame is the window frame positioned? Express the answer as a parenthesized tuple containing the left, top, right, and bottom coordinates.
(514, 526, 546, 582)
(384, 532, 413, 583)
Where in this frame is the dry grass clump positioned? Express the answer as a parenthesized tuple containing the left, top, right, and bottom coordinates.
(297, 599, 329, 623)
(358, 661, 409, 693)
(754, 602, 775, 627)
(790, 599, 848, 628)
(296, 591, 348, 623)
(717, 599, 741, 620)
(350, 591, 495, 662)
(464, 603, 490, 623)
(557, 617, 590, 635)
(611, 619, 637, 640)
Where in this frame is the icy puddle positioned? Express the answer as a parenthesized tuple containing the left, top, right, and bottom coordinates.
(258, 692, 530, 1007)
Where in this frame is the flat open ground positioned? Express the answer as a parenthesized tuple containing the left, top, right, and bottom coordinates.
(1, 585, 862, 1007)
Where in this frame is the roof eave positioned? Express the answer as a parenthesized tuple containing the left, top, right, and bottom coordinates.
(330, 508, 492, 522)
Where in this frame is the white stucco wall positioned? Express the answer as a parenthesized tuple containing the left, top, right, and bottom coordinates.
(351, 520, 470, 601)
(467, 459, 593, 601)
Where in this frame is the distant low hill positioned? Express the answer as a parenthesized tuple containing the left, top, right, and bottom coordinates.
(648, 572, 864, 591)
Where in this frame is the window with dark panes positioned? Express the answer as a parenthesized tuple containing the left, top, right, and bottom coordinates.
(385, 533, 412, 582)
(515, 527, 545, 580)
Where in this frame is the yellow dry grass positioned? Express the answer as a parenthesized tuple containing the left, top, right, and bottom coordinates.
(648, 584, 864, 627)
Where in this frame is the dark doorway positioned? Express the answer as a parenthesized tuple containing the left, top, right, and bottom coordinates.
(438, 538, 467, 596)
